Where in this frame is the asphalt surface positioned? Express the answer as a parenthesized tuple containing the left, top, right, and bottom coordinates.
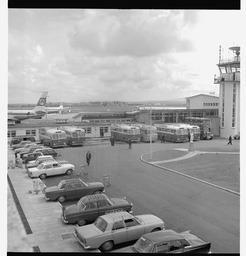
(7, 138, 240, 253)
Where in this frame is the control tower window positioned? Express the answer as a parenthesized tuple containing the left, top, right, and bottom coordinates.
(219, 67, 226, 73)
(226, 66, 231, 73)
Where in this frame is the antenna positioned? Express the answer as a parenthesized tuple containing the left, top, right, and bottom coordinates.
(219, 45, 221, 64)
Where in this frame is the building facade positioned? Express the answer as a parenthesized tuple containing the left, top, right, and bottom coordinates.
(186, 94, 219, 110)
(214, 46, 240, 138)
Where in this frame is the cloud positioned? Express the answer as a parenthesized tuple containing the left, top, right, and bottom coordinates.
(69, 10, 195, 57)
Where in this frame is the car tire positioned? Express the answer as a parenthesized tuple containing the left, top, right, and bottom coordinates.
(66, 169, 73, 175)
(58, 196, 66, 203)
(39, 173, 47, 179)
(77, 219, 87, 226)
(151, 228, 160, 232)
(101, 240, 114, 251)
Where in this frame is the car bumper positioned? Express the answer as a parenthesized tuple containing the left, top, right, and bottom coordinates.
(61, 214, 69, 224)
(75, 235, 91, 249)
(44, 195, 50, 201)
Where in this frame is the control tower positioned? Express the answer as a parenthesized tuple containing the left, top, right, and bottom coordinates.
(214, 46, 240, 138)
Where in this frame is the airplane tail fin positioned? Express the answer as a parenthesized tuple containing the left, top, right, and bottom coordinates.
(33, 91, 48, 112)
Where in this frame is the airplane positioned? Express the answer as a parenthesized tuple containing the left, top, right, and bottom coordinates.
(45, 103, 71, 114)
(8, 91, 48, 123)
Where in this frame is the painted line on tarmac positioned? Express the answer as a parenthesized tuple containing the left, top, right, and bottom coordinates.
(140, 153, 240, 196)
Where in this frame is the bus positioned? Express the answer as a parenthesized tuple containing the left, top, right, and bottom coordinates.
(134, 124, 158, 142)
(183, 117, 213, 140)
(155, 124, 189, 143)
(59, 126, 86, 146)
(111, 123, 141, 142)
(176, 123, 201, 141)
(39, 128, 67, 148)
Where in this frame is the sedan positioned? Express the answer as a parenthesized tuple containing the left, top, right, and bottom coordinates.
(114, 229, 211, 254)
(26, 155, 62, 169)
(74, 211, 165, 251)
(62, 193, 133, 226)
(44, 178, 105, 203)
(22, 152, 43, 164)
(27, 161, 75, 179)
(11, 140, 32, 150)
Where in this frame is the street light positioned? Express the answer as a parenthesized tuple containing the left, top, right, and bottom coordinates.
(150, 106, 152, 160)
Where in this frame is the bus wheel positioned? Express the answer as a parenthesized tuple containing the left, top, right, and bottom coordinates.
(39, 173, 47, 179)
(66, 169, 73, 175)
(58, 196, 66, 203)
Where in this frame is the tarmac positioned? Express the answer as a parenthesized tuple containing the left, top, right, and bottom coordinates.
(6, 138, 240, 253)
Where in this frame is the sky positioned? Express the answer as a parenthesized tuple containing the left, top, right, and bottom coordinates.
(7, 9, 243, 104)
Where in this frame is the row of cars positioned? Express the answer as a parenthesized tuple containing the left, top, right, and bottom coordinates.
(11, 140, 212, 253)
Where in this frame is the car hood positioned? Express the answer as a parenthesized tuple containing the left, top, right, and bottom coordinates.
(27, 163, 38, 168)
(87, 181, 104, 188)
(28, 166, 39, 172)
(110, 198, 130, 206)
(44, 186, 59, 193)
(64, 204, 79, 215)
(135, 214, 164, 225)
(75, 224, 103, 239)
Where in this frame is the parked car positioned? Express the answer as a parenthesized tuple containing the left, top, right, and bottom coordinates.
(74, 210, 165, 251)
(10, 135, 35, 146)
(27, 161, 75, 179)
(18, 145, 46, 159)
(62, 194, 133, 226)
(114, 229, 211, 254)
(14, 143, 38, 156)
(11, 140, 32, 150)
(22, 152, 44, 164)
(234, 132, 240, 140)
(44, 178, 105, 203)
(32, 147, 59, 158)
(26, 155, 58, 169)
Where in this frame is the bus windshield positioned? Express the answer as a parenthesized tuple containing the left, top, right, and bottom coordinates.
(71, 132, 79, 138)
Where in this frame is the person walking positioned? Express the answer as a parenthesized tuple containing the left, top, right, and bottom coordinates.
(86, 151, 92, 166)
(128, 139, 132, 149)
(228, 135, 232, 145)
(161, 135, 165, 143)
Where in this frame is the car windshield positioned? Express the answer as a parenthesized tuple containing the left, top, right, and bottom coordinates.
(133, 237, 154, 253)
(37, 163, 45, 170)
(94, 217, 107, 232)
(57, 181, 66, 189)
(76, 198, 86, 211)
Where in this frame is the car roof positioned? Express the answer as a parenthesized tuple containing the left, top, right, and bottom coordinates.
(83, 194, 108, 202)
(60, 178, 83, 185)
(37, 155, 53, 159)
(142, 230, 185, 244)
(101, 211, 133, 223)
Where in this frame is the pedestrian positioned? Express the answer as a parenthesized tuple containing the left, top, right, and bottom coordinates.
(86, 151, 92, 166)
(128, 139, 132, 149)
(228, 135, 232, 145)
(161, 135, 165, 143)
(110, 137, 114, 146)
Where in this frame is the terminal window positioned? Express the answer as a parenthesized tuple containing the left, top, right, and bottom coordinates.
(8, 130, 16, 137)
(26, 129, 36, 136)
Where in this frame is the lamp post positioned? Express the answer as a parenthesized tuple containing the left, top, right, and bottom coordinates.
(150, 106, 152, 160)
